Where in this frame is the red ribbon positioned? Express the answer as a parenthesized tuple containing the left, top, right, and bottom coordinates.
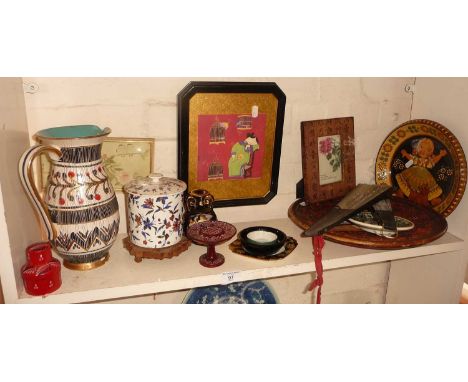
(308, 235, 325, 304)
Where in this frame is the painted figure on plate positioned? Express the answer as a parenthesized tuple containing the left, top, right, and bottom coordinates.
(394, 137, 448, 207)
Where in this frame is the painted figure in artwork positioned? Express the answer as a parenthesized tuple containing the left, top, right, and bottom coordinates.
(395, 137, 447, 206)
(228, 133, 259, 178)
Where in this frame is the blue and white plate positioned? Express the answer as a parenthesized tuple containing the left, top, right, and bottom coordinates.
(183, 280, 278, 304)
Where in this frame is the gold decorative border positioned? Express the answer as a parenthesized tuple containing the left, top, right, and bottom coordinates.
(375, 119, 467, 217)
(187, 93, 278, 201)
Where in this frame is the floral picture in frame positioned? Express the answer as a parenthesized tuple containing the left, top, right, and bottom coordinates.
(300, 117, 355, 204)
(39, 137, 154, 192)
(318, 134, 343, 185)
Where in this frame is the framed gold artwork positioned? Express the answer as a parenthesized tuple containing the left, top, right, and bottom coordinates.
(177, 81, 286, 208)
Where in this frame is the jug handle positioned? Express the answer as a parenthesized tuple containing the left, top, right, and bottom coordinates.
(19, 144, 62, 242)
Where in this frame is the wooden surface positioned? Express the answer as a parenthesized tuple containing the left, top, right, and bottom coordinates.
(385, 251, 466, 303)
(12, 218, 463, 304)
(289, 197, 448, 249)
(123, 236, 191, 262)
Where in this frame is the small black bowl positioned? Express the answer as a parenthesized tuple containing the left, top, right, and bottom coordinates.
(239, 226, 287, 256)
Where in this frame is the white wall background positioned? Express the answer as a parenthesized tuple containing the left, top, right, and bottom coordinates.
(0, 78, 42, 301)
(411, 78, 468, 239)
(411, 78, 468, 281)
(22, 77, 414, 232)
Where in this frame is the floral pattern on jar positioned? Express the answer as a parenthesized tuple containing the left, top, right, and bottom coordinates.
(125, 174, 186, 249)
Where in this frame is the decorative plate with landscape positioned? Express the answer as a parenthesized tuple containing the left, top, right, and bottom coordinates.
(375, 119, 466, 216)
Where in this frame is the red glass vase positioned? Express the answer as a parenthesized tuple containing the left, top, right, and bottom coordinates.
(21, 242, 62, 296)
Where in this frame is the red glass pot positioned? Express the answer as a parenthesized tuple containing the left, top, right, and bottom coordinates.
(21, 242, 61, 296)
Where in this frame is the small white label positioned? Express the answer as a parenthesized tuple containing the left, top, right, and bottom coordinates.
(251, 105, 258, 118)
(221, 271, 240, 285)
(405, 160, 413, 168)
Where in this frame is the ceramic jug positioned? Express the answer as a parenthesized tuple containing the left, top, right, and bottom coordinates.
(19, 125, 120, 270)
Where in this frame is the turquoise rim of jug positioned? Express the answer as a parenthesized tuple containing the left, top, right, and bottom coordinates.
(35, 125, 111, 139)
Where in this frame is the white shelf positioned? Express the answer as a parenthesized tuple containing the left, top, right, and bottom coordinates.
(16, 218, 465, 303)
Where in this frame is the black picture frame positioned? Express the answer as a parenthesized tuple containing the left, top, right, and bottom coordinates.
(177, 81, 286, 208)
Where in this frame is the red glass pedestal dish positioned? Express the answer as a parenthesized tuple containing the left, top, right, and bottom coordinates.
(187, 221, 237, 268)
(21, 242, 61, 296)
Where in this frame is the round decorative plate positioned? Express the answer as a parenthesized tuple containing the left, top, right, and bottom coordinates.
(375, 119, 467, 216)
(182, 280, 278, 304)
(288, 197, 447, 250)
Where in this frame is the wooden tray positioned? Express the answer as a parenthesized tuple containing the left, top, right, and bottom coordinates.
(123, 236, 191, 262)
(288, 197, 447, 249)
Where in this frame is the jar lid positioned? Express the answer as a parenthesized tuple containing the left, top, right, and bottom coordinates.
(123, 173, 187, 196)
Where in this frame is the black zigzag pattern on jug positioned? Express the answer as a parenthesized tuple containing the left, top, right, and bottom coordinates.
(49, 197, 119, 224)
(61, 249, 110, 264)
(55, 219, 120, 253)
(59, 144, 102, 163)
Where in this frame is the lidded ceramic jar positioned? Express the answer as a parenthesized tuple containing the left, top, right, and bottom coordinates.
(124, 173, 187, 248)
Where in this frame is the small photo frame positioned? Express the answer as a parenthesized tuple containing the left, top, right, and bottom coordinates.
(39, 137, 155, 192)
(300, 117, 356, 203)
(178, 81, 286, 208)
